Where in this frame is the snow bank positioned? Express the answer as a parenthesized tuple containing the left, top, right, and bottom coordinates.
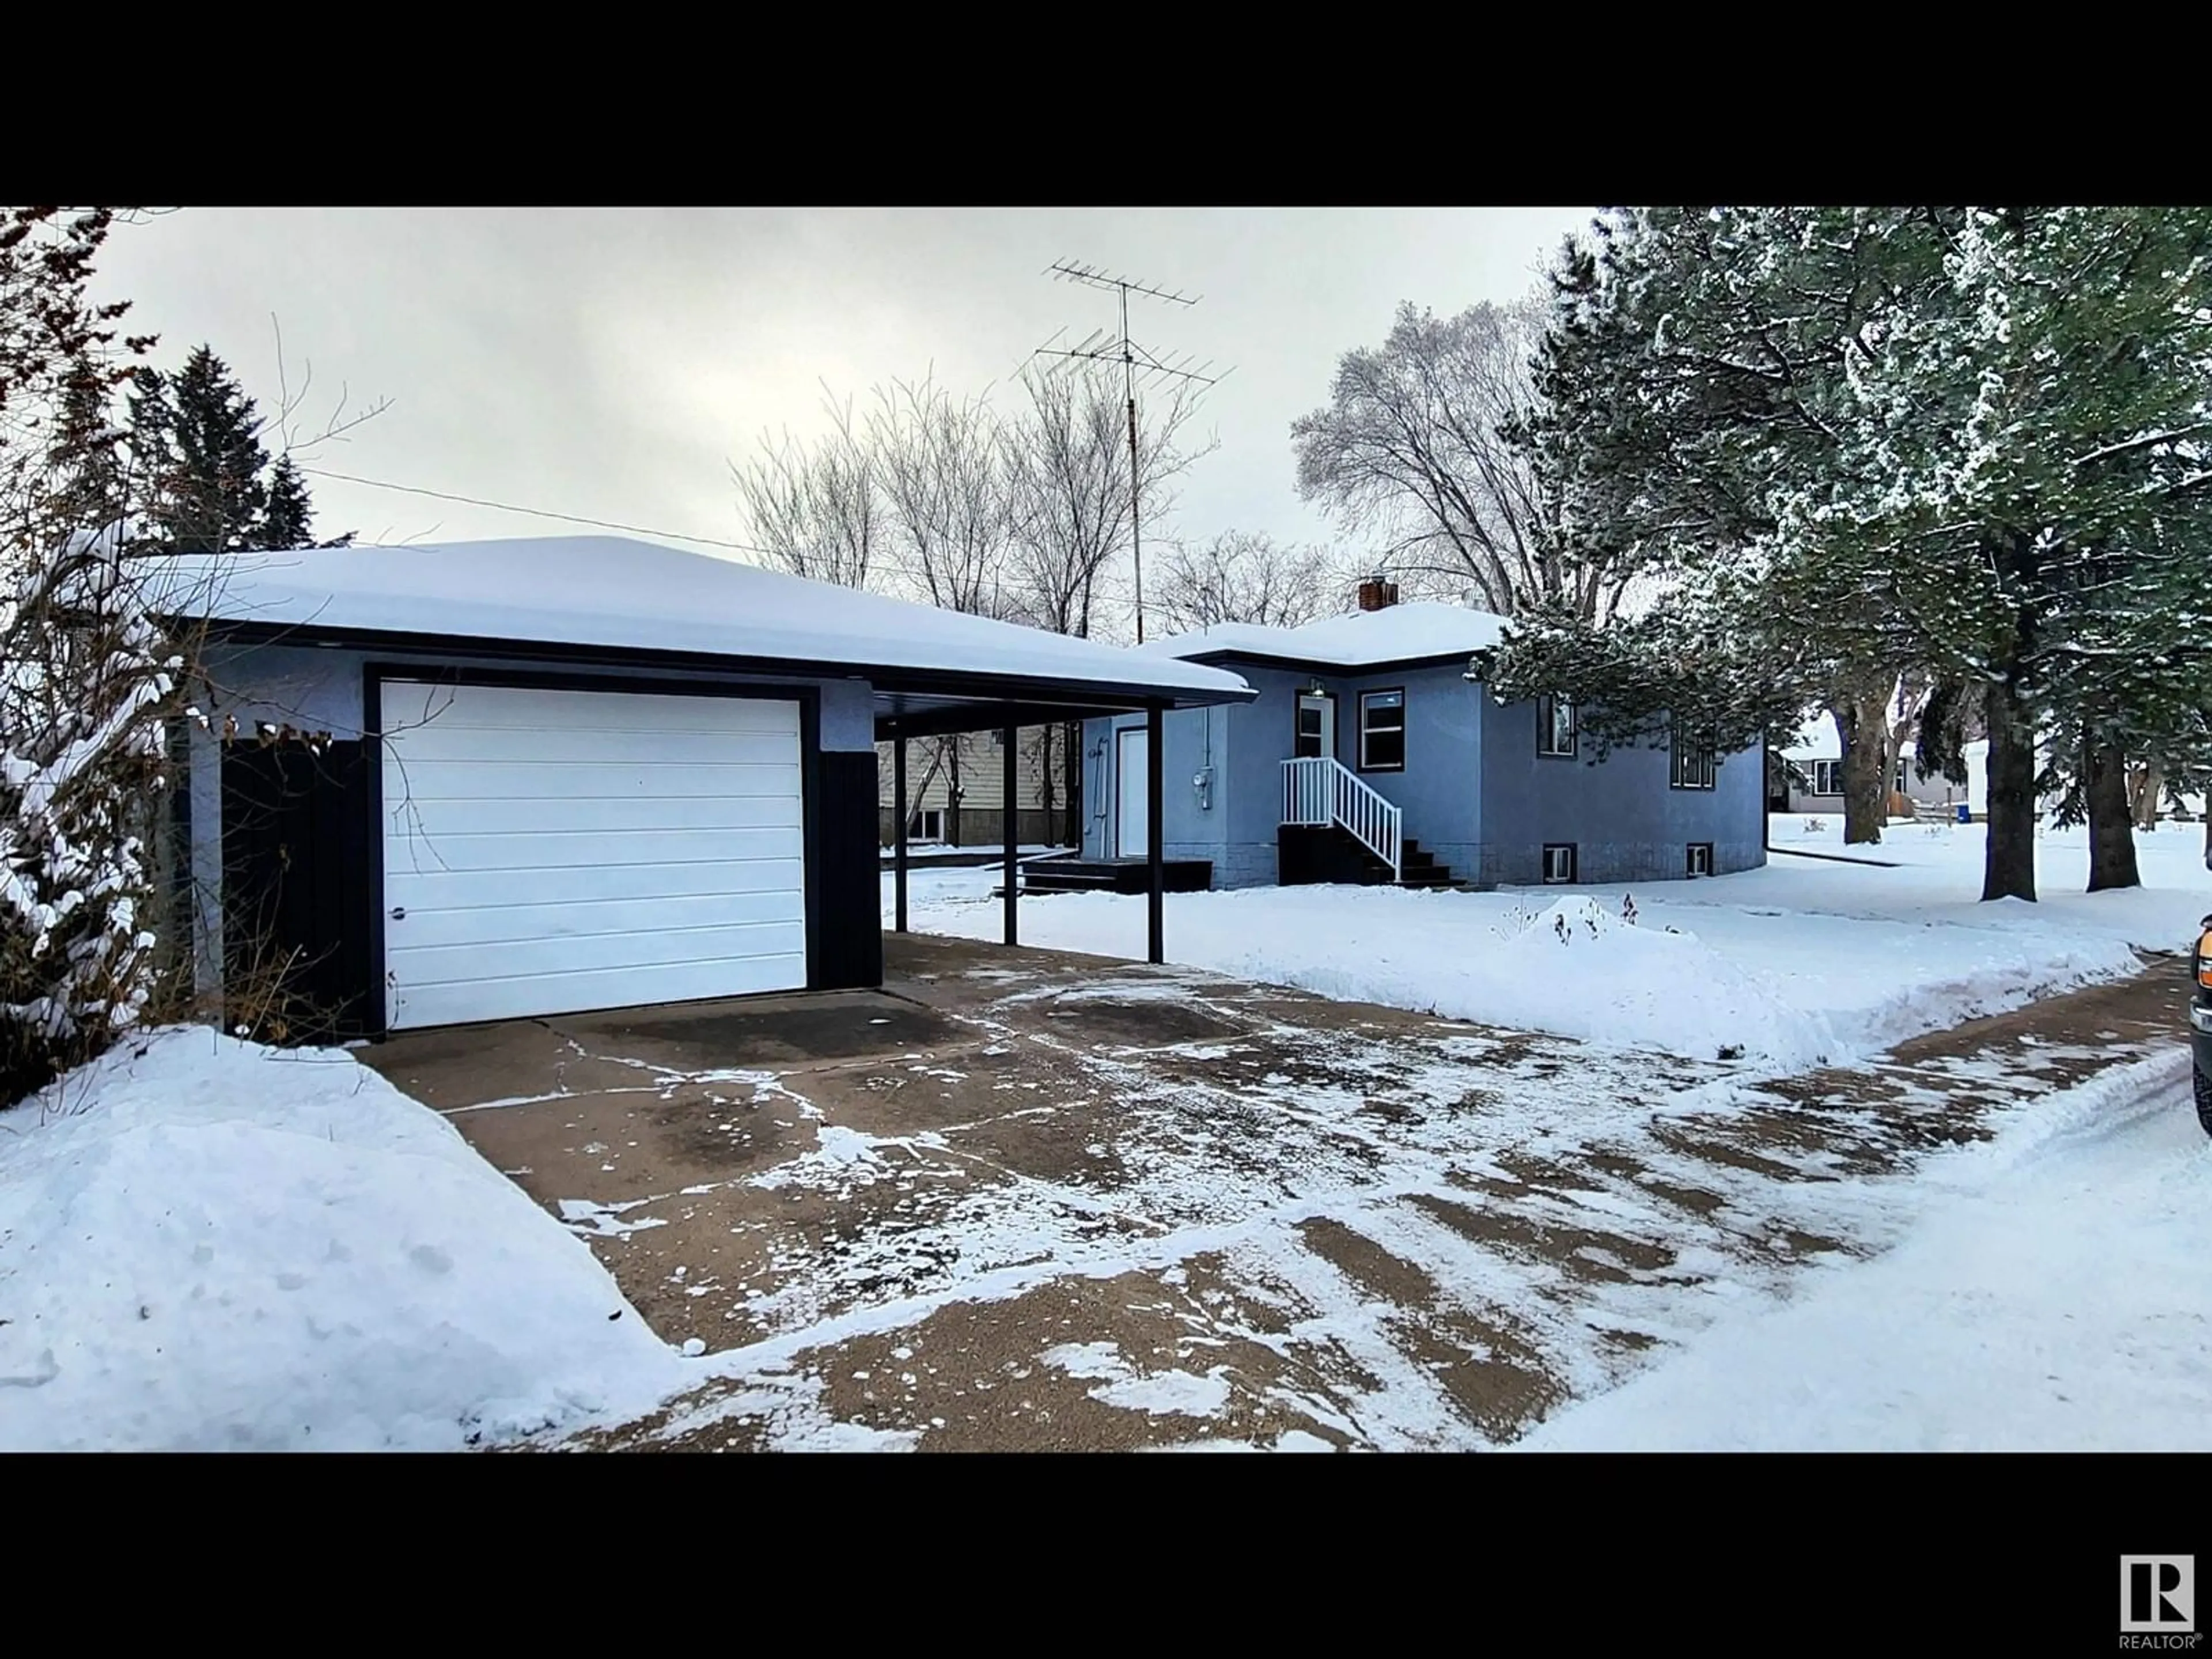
(1518, 1052, 2212, 1451)
(0, 1028, 692, 1451)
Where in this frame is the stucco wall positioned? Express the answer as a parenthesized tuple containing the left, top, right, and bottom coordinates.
(1477, 696, 1765, 885)
(1080, 657, 1763, 893)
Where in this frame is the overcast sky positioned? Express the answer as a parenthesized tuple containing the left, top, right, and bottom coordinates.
(94, 207, 1593, 589)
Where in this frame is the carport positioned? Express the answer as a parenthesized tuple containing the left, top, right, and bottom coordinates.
(877, 678, 1192, 964)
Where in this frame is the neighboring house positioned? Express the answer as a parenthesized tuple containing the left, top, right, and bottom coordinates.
(876, 726, 1069, 849)
(1778, 711, 1989, 819)
(153, 536, 1250, 1039)
(1075, 580, 1764, 891)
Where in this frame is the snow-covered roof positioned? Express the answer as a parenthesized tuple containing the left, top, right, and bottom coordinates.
(1782, 712, 1840, 762)
(153, 537, 1254, 707)
(1139, 600, 1510, 671)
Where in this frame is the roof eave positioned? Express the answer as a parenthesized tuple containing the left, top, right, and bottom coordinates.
(184, 616, 1257, 713)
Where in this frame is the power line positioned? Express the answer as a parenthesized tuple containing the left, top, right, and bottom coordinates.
(295, 462, 1146, 603)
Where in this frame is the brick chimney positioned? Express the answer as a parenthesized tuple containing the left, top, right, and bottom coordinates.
(1357, 574, 1399, 612)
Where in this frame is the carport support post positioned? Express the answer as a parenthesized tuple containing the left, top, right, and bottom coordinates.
(1002, 724, 1018, 946)
(893, 733, 908, 934)
(1146, 703, 1165, 965)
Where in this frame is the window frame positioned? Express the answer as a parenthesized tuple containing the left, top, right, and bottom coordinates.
(1292, 688, 1336, 762)
(1541, 842, 1577, 884)
(1671, 725, 1719, 791)
(1686, 842, 1714, 877)
(908, 807, 946, 843)
(1356, 687, 1407, 774)
(1809, 759, 1843, 797)
(1536, 694, 1578, 759)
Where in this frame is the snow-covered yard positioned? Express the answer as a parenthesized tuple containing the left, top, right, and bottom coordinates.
(1519, 1052, 2211, 1451)
(0, 1029, 695, 1450)
(894, 816, 2212, 1069)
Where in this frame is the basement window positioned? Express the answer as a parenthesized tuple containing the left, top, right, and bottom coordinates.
(1542, 843, 1577, 884)
(907, 808, 946, 843)
(1687, 842, 1714, 877)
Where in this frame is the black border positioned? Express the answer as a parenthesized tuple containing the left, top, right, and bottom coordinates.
(1355, 686, 1406, 774)
(363, 660, 827, 1037)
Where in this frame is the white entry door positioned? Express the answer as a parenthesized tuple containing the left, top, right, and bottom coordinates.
(1116, 726, 1150, 859)
(378, 680, 807, 1030)
(1295, 692, 1335, 760)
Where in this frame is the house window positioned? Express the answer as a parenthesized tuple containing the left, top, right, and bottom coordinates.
(1687, 842, 1714, 877)
(1809, 759, 1843, 797)
(1671, 727, 1718, 791)
(1536, 694, 1577, 758)
(1357, 689, 1406, 772)
(907, 808, 946, 843)
(1541, 843, 1577, 884)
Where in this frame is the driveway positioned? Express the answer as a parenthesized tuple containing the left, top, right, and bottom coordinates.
(362, 933, 2188, 1451)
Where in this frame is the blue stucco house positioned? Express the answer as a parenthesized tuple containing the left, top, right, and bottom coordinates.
(1071, 585, 1766, 892)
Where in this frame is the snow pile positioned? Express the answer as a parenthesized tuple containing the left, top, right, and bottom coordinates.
(0, 1028, 692, 1451)
(1518, 1052, 2212, 1450)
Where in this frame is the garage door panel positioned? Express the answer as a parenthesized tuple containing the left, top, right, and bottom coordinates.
(387, 792, 802, 837)
(388, 724, 801, 767)
(383, 681, 802, 736)
(385, 826, 804, 874)
(380, 681, 808, 1029)
(392, 921, 806, 987)
(391, 889, 805, 950)
(387, 757, 802, 802)
(387, 858, 805, 911)
(392, 953, 809, 1031)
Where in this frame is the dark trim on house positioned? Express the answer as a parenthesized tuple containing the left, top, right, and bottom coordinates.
(1355, 686, 1407, 774)
(1166, 647, 1480, 679)
(219, 735, 376, 1043)
(194, 617, 1255, 724)
(813, 749, 882, 990)
(363, 661, 387, 1039)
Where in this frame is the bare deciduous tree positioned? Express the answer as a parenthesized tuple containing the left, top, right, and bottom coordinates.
(733, 389, 880, 589)
(1292, 296, 1628, 621)
(1147, 530, 1345, 635)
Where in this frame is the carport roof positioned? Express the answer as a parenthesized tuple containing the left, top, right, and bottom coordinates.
(154, 536, 1255, 728)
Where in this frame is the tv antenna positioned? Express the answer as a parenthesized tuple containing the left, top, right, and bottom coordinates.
(1033, 260, 1226, 643)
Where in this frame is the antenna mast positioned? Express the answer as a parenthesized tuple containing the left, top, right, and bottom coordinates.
(1033, 260, 1225, 644)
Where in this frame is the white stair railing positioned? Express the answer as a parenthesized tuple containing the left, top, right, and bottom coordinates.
(1281, 756, 1402, 880)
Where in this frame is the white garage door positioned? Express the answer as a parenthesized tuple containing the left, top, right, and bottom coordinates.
(380, 680, 806, 1030)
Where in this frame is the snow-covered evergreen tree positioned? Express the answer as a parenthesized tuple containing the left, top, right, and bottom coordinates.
(0, 209, 178, 1101)
(1488, 206, 2212, 900)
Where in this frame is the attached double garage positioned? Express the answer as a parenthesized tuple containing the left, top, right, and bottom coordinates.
(167, 536, 1252, 1040)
